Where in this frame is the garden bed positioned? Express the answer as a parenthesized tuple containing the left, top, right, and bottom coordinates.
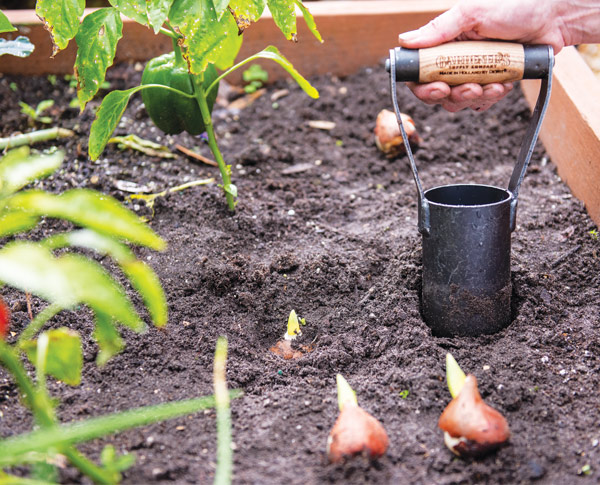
(1, 54, 599, 484)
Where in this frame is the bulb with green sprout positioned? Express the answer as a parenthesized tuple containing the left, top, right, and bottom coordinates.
(327, 374, 389, 463)
(439, 353, 510, 458)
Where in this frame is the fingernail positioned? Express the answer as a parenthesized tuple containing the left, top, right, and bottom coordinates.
(398, 30, 419, 41)
(430, 89, 446, 100)
(483, 85, 501, 98)
(460, 88, 478, 100)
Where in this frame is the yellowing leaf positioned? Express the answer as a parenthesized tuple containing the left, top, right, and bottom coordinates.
(169, 0, 235, 75)
(36, 0, 85, 55)
(75, 8, 123, 109)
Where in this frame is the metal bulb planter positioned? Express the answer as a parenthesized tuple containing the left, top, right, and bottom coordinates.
(386, 41, 554, 337)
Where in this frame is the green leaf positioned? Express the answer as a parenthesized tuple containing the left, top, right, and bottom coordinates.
(0, 242, 145, 331)
(58, 254, 147, 332)
(169, 0, 236, 75)
(0, 392, 243, 466)
(75, 8, 123, 110)
(7, 189, 166, 251)
(107, 0, 146, 25)
(35, 100, 54, 116)
(212, 0, 230, 20)
(89, 83, 196, 161)
(213, 46, 318, 99)
(93, 311, 125, 366)
(18, 102, 37, 120)
(147, 0, 175, 33)
(0, 211, 39, 237)
(0, 36, 35, 58)
(42, 230, 168, 328)
(243, 64, 268, 83)
(293, 0, 322, 43)
(35, 0, 85, 55)
(35, 100, 54, 115)
(0, 10, 17, 33)
(89, 87, 137, 161)
(108, 0, 174, 34)
(267, 0, 296, 40)
(213, 13, 243, 70)
(23, 328, 83, 386)
(122, 260, 167, 327)
(0, 147, 63, 197)
(228, 0, 266, 23)
(0, 472, 56, 484)
(100, 445, 135, 475)
(258, 46, 318, 97)
(223, 183, 238, 198)
(446, 353, 466, 399)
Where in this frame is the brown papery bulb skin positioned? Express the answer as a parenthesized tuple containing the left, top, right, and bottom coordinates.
(438, 374, 510, 458)
(327, 403, 389, 463)
(374, 109, 422, 156)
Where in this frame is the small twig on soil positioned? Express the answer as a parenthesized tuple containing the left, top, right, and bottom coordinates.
(175, 144, 218, 167)
(0, 127, 75, 151)
(227, 88, 266, 111)
(549, 244, 582, 269)
(25, 292, 33, 321)
(128, 177, 215, 220)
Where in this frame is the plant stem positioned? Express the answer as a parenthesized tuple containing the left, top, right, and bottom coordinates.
(17, 303, 61, 346)
(213, 337, 232, 485)
(61, 448, 114, 485)
(0, 128, 74, 150)
(191, 79, 236, 211)
(0, 340, 44, 418)
(159, 26, 179, 40)
(0, 343, 115, 483)
(172, 36, 185, 67)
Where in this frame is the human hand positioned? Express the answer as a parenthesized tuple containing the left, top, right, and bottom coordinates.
(398, 0, 569, 111)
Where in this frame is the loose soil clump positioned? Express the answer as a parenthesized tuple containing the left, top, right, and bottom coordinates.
(0, 62, 599, 484)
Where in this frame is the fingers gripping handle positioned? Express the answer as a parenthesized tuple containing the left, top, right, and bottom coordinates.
(385, 41, 551, 85)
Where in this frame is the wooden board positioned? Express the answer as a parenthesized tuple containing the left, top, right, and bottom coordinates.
(522, 47, 600, 226)
(1, 1, 456, 80)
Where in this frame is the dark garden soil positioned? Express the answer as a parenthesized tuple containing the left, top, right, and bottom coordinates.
(1, 60, 599, 485)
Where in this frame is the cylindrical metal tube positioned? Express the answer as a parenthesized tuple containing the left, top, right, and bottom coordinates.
(421, 184, 513, 337)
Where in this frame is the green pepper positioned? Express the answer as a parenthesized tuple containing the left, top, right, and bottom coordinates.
(141, 51, 219, 136)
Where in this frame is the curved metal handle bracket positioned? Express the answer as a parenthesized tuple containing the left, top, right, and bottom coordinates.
(389, 49, 431, 236)
(508, 46, 554, 230)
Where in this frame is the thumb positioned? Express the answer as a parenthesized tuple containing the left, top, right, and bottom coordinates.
(398, 6, 476, 48)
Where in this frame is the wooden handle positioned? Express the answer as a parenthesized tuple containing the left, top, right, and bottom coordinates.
(388, 41, 552, 85)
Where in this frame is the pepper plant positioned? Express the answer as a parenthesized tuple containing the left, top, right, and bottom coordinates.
(0, 147, 242, 483)
(17, 0, 322, 211)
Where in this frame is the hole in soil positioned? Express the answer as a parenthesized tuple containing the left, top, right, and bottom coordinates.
(425, 184, 510, 207)
(414, 272, 525, 336)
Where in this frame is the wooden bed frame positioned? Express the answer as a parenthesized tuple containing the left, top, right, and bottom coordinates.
(2, 1, 599, 225)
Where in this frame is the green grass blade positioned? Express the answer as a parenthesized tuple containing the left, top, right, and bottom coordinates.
(0, 391, 242, 466)
(214, 337, 232, 485)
